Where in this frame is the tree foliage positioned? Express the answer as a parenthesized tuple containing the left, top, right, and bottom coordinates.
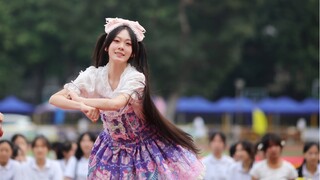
(0, 0, 318, 103)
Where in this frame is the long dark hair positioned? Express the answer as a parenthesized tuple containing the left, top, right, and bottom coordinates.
(239, 140, 255, 168)
(75, 132, 96, 160)
(297, 142, 319, 177)
(92, 25, 199, 154)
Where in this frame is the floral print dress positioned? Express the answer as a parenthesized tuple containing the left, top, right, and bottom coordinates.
(64, 63, 205, 180)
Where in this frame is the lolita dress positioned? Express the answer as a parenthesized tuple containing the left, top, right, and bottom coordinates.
(64, 63, 205, 180)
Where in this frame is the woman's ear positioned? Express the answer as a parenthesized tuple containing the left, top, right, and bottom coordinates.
(105, 47, 108, 52)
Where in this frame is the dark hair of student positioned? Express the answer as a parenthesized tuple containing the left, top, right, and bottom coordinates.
(229, 142, 237, 158)
(0, 140, 14, 158)
(208, 131, 226, 146)
(92, 25, 200, 154)
(296, 142, 320, 177)
(75, 132, 96, 160)
(259, 133, 283, 152)
(239, 140, 255, 168)
(54, 141, 73, 160)
(31, 135, 51, 150)
(11, 133, 29, 144)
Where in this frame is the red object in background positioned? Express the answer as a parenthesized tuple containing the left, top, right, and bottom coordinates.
(0, 126, 3, 137)
(282, 156, 304, 168)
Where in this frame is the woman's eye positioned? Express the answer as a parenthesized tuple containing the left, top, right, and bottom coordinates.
(126, 43, 132, 46)
(113, 39, 120, 43)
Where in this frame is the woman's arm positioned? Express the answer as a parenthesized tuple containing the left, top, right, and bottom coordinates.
(49, 89, 100, 121)
(68, 91, 130, 111)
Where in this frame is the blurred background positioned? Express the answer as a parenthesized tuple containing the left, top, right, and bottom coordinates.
(0, 0, 318, 164)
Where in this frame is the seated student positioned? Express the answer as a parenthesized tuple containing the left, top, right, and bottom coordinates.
(11, 133, 33, 164)
(296, 142, 319, 180)
(202, 131, 234, 180)
(227, 140, 255, 180)
(22, 135, 63, 180)
(250, 133, 298, 180)
(0, 140, 23, 180)
(64, 132, 96, 180)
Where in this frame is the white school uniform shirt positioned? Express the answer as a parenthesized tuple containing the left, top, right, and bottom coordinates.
(227, 161, 252, 180)
(249, 159, 298, 180)
(22, 158, 63, 180)
(202, 154, 234, 180)
(301, 164, 320, 180)
(0, 159, 23, 180)
(58, 156, 76, 173)
(64, 156, 89, 180)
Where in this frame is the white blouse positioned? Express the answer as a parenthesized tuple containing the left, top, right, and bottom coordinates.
(64, 157, 89, 180)
(21, 158, 63, 180)
(227, 161, 251, 180)
(201, 154, 234, 180)
(249, 159, 298, 180)
(0, 159, 23, 180)
(64, 63, 145, 100)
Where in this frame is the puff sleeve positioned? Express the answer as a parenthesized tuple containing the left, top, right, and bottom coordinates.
(117, 71, 145, 100)
(64, 66, 97, 97)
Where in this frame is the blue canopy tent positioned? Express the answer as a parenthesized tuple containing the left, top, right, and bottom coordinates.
(176, 96, 216, 113)
(299, 98, 319, 114)
(0, 96, 34, 114)
(257, 97, 301, 114)
(214, 97, 255, 113)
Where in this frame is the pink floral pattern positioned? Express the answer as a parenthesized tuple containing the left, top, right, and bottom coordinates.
(88, 104, 204, 180)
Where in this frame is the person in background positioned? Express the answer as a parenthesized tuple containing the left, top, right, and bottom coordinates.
(22, 135, 63, 180)
(0, 140, 23, 180)
(296, 142, 319, 180)
(0, 112, 3, 137)
(250, 133, 298, 180)
(227, 140, 255, 180)
(230, 142, 240, 162)
(202, 131, 234, 180)
(11, 133, 33, 163)
(64, 132, 96, 180)
(54, 141, 77, 172)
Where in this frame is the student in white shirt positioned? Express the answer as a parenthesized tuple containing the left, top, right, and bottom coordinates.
(0, 140, 23, 180)
(227, 140, 255, 180)
(11, 133, 33, 164)
(202, 131, 234, 180)
(22, 135, 63, 180)
(296, 142, 319, 180)
(250, 133, 298, 180)
(64, 132, 96, 180)
(54, 141, 77, 172)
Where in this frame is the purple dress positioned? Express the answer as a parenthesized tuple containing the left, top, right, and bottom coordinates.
(65, 64, 204, 179)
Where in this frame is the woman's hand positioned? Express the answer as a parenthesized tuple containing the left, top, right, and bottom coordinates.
(80, 102, 100, 122)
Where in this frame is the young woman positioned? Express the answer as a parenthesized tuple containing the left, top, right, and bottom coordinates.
(64, 132, 96, 180)
(202, 131, 234, 180)
(227, 140, 255, 180)
(0, 140, 23, 180)
(54, 140, 77, 172)
(11, 133, 33, 163)
(296, 142, 319, 180)
(22, 135, 63, 180)
(250, 133, 298, 180)
(49, 17, 204, 179)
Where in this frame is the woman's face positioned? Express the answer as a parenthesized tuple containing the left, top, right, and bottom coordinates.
(13, 136, 28, 155)
(265, 144, 281, 160)
(0, 142, 12, 165)
(234, 144, 249, 161)
(210, 135, 225, 155)
(304, 145, 319, 166)
(80, 134, 94, 157)
(107, 29, 133, 63)
(32, 139, 49, 160)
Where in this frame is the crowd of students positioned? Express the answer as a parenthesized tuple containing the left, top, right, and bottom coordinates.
(0, 132, 96, 180)
(201, 132, 320, 180)
(0, 131, 319, 180)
